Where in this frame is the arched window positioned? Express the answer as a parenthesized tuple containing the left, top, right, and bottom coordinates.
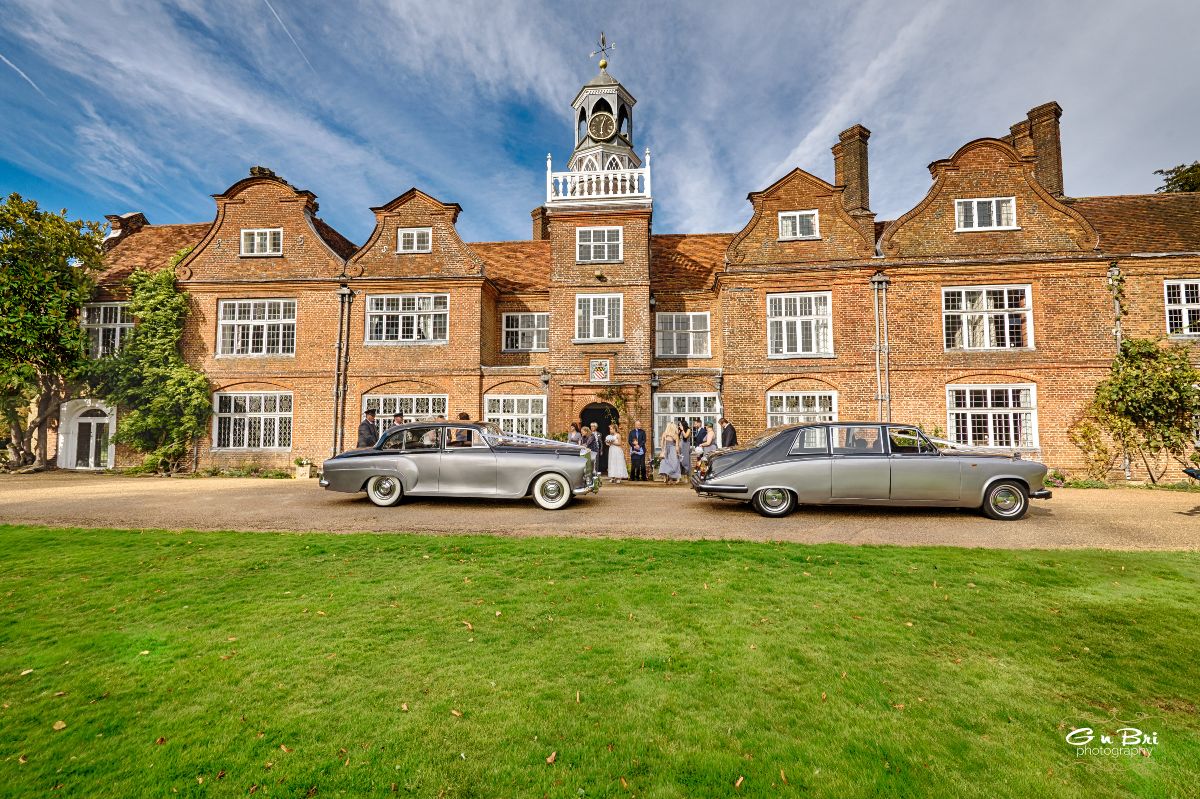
(591, 98, 613, 117)
(579, 155, 599, 172)
(605, 156, 623, 171)
(617, 105, 630, 138)
(577, 107, 587, 141)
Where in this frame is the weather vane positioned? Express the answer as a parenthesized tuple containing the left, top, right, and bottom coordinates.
(589, 32, 615, 68)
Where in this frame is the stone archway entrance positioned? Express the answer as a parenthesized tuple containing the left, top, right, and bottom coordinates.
(579, 401, 618, 474)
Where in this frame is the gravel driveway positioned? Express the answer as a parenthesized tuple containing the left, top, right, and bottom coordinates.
(1, 471, 1197, 550)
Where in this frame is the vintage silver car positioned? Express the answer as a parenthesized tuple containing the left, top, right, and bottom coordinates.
(692, 422, 1051, 520)
(320, 421, 599, 510)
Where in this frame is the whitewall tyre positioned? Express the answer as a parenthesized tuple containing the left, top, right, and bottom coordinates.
(981, 480, 1028, 521)
(532, 473, 572, 511)
(752, 487, 796, 518)
(366, 475, 404, 507)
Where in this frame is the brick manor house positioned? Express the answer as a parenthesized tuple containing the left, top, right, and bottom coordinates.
(56, 61, 1200, 473)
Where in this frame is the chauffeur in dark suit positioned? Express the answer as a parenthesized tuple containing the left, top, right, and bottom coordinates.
(718, 417, 738, 448)
(356, 408, 380, 448)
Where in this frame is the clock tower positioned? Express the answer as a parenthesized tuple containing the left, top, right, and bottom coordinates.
(568, 58, 641, 172)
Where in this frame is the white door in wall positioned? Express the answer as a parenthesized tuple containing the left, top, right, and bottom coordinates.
(74, 408, 111, 469)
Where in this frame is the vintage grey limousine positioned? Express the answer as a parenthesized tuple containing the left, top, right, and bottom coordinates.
(320, 421, 599, 510)
(692, 422, 1051, 520)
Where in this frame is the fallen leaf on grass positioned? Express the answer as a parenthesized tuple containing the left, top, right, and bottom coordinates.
(450, 709, 463, 718)
(156, 737, 167, 745)
(461, 620, 473, 632)
(217, 770, 226, 780)
(905, 622, 914, 627)
(18, 754, 27, 764)
(576, 691, 580, 704)
(280, 744, 292, 753)
(495, 611, 501, 617)
(263, 762, 273, 771)
(249, 785, 259, 794)
(316, 611, 327, 617)
(54, 691, 66, 697)
(228, 637, 238, 642)
(52, 720, 66, 731)
(139, 651, 149, 656)
(19, 669, 33, 676)
(735, 775, 744, 788)
(546, 751, 557, 764)
(893, 703, 905, 711)
(821, 692, 827, 702)
(401, 703, 408, 712)
(197, 776, 204, 785)
(780, 769, 787, 784)
(620, 777, 628, 788)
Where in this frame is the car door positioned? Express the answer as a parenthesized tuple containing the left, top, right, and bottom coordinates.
(887, 427, 961, 502)
(784, 426, 833, 503)
(830, 425, 890, 500)
(397, 425, 442, 494)
(438, 426, 498, 496)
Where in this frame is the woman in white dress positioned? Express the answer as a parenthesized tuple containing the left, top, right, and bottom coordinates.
(605, 424, 629, 483)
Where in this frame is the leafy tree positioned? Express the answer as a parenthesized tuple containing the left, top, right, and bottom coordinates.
(0, 194, 103, 468)
(91, 252, 211, 474)
(1072, 338, 1200, 482)
(1154, 161, 1200, 193)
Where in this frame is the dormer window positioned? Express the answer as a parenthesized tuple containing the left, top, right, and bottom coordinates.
(240, 228, 283, 256)
(576, 227, 622, 263)
(398, 227, 432, 253)
(955, 198, 1017, 231)
(778, 210, 820, 241)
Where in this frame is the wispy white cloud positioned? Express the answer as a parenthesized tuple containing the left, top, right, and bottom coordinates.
(0, 50, 50, 102)
(0, 0, 1197, 240)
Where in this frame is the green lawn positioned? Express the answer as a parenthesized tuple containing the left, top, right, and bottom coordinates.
(0, 525, 1197, 798)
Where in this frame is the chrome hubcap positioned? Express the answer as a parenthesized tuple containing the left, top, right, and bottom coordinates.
(374, 477, 397, 499)
(541, 480, 564, 501)
(991, 487, 1020, 514)
(761, 488, 787, 510)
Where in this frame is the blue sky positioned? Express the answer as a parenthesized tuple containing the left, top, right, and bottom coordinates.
(1, 0, 1197, 245)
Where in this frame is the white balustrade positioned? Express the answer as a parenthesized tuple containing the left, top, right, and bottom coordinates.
(545, 150, 652, 204)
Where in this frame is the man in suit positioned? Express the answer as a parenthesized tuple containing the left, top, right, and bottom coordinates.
(718, 417, 738, 448)
(628, 420, 648, 481)
(383, 412, 405, 436)
(356, 408, 380, 448)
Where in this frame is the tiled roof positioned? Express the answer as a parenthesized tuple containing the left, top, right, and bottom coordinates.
(650, 233, 732, 292)
(99, 223, 211, 284)
(1071, 192, 1200, 254)
(312, 216, 358, 260)
(471, 240, 552, 292)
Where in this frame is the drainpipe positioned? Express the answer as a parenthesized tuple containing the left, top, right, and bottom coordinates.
(332, 285, 351, 456)
(338, 287, 355, 452)
(1107, 262, 1131, 480)
(870, 271, 892, 421)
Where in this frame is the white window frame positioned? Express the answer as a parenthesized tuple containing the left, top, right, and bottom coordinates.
(655, 312, 711, 357)
(766, 391, 838, 427)
(363, 394, 448, 422)
(397, 227, 432, 254)
(212, 391, 292, 450)
(574, 294, 623, 342)
(484, 395, 547, 438)
(1164, 279, 1200, 337)
(82, 302, 133, 358)
(954, 197, 1018, 232)
(240, 227, 284, 256)
(502, 312, 549, 352)
(777, 210, 820, 241)
(216, 299, 297, 357)
(946, 384, 1039, 450)
(942, 284, 1034, 351)
(365, 293, 449, 345)
(576, 226, 623, 263)
(766, 291, 834, 358)
(653, 392, 721, 451)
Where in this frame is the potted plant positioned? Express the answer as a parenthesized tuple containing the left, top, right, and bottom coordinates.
(294, 457, 313, 479)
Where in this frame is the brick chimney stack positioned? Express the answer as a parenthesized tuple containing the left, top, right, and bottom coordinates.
(1004, 102, 1064, 197)
(833, 124, 871, 213)
(103, 212, 148, 251)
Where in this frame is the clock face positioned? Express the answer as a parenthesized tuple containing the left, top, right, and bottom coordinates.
(588, 112, 616, 141)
